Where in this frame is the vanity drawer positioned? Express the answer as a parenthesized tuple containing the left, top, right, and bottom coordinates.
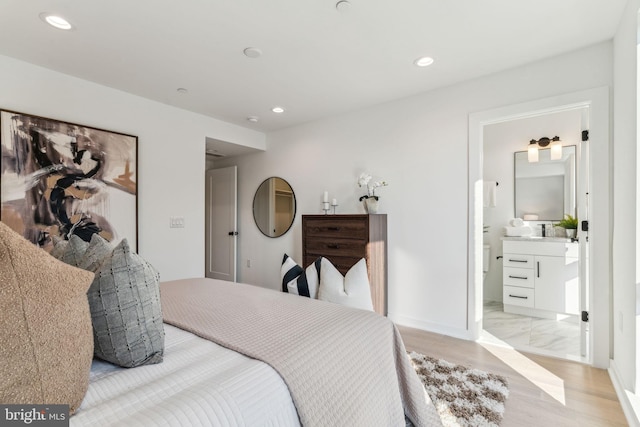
(503, 286, 534, 308)
(503, 267, 534, 288)
(503, 253, 534, 268)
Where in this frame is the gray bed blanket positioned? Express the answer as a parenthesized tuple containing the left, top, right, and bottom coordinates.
(160, 278, 441, 427)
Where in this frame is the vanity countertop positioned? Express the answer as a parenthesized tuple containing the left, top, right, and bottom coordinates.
(501, 236, 576, 243)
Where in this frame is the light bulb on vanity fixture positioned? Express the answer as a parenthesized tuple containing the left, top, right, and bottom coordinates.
(527, 136, 561, 162)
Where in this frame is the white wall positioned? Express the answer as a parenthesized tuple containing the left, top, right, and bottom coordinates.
(216, 42, 613, 337)
(0, 41, 614, 342)
(482, 110, 583, 302)
(0, 54, 266, 281)
(611, 0, 640, 404)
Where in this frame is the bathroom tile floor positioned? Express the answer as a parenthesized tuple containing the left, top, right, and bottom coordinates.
(481, 300, 582, 360)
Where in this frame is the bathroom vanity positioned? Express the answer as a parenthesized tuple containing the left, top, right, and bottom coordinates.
(502, 237, 579, 318)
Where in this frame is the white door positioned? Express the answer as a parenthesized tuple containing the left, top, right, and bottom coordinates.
(578, 113, 590, 358)
(205, 166, 237, 281)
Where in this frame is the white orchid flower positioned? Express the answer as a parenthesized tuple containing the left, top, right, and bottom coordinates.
(357, 173, 372, 187)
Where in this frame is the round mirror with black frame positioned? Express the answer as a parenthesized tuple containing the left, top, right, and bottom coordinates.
(253, 177, 296, 238)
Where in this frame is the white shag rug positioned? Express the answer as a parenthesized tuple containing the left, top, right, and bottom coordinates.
(409, 351, 509, 427)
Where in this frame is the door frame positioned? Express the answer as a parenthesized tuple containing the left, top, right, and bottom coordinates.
(467, 87, 610, 368)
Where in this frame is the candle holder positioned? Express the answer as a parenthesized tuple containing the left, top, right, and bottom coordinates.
(331, 202, 338, 214)
(322, 202, 331, 215)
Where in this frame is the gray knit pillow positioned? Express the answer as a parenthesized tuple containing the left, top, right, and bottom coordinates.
(49, 236, 68, 259)
(78, 233, 113, 272)
(88, 238, 164, 368)
(55, 235, 89, 266)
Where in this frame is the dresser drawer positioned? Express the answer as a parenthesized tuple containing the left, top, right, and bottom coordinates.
(503, 267, 534, 288)
(304, 218, 368, 240)
(305, 237, 366, 258)
(503, 286, 534, 307)
(503, 253, 534, 269)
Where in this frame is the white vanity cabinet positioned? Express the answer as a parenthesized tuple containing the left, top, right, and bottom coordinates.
(502, 239, 579, 317)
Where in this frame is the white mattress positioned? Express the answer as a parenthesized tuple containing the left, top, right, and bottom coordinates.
(71, 324, 300, 427)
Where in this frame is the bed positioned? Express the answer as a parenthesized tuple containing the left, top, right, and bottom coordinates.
(72, 278, 441, 426)
(72, 324, 300, 426)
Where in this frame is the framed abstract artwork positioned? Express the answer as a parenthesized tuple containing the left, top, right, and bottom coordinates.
(0, 110, 138, 250)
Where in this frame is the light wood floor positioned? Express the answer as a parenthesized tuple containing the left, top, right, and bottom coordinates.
(398, 325, 628, 427)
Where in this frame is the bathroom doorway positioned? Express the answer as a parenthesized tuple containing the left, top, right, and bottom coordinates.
(481, 109, 587, 361)
(467, 87, 611, 368)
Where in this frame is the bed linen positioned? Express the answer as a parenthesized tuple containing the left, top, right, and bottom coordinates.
(71, 324, 300, 426)
(161, 278, 440, 427)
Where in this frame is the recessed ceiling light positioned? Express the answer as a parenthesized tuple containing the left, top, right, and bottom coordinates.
(247, 116, 259, 123)
(271, 107, 285, 114)
(176, 88, 188, 94)
(414, 56, 434, 67)
(336, 1, 352, 12)
(243, 47, 262, 59)
(39, 13, 73, 30)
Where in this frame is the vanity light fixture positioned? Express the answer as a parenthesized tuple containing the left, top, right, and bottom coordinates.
(528, 136, 561, 163)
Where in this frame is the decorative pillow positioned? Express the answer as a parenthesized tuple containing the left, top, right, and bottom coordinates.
(77, 233, 113, 272)
(317, 258, 374, 311)
(281, 254, 321, 298)
(49, 235, 68, 259)
(54, 234, 90, 267)
(0, 222, 94, 414)
(89, 238, 165, 368)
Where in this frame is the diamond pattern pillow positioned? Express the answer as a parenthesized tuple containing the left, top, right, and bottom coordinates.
(89, 238, 165, 368)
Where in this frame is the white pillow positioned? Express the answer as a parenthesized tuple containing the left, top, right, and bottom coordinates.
(281, 254, 321, 298)
(318, 258, 374, 311)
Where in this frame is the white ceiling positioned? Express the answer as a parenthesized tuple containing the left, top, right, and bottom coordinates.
(0, 0, 627, 133)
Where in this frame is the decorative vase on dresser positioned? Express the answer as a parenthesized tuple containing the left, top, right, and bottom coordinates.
(302, 214, 387, 315)
(364, 198, 379, 214)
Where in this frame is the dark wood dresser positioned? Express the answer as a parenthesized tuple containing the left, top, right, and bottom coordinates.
(302, 214, 387, 315)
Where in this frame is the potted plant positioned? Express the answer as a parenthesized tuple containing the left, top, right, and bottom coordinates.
(555, 214, 578, 238)
(357, 173, 388, 214)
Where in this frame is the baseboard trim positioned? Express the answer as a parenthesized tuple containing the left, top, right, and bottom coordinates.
(609, 359, 640, 427)
(389, 313, 473, 340)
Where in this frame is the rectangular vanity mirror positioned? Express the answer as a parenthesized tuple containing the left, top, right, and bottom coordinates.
(514, 145, 576, 221)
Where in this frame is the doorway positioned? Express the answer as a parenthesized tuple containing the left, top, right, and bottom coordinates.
(481, 109, 587, 361)
(467, 87, 610, 368)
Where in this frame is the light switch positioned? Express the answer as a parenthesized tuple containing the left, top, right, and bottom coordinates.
(170, 216, 185, 228)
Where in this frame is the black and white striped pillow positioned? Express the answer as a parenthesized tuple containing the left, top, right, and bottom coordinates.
(281, 254, 321, 298)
